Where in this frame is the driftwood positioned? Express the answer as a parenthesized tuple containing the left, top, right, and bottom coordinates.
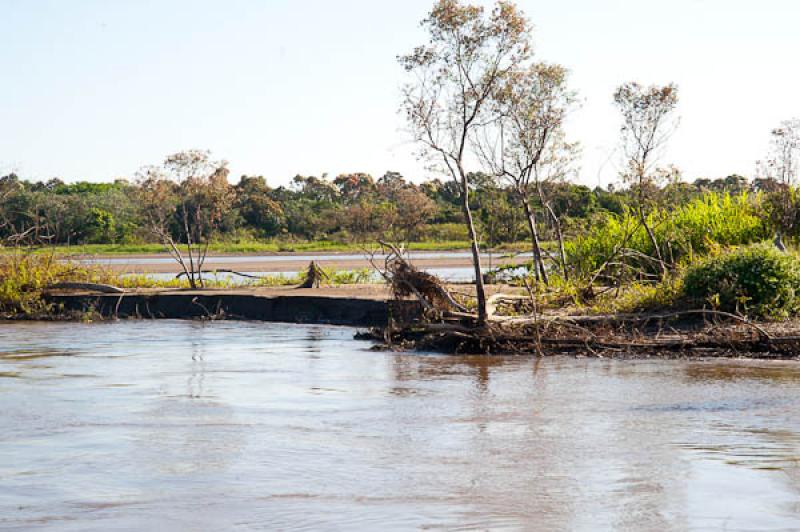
(392, 318, 800, 357)
(369, 241, 469, 314)
(361, 240, 795, 358)
(46, 282, 125, 294)
(175, 269, 267, 280)
(378, 283, 796, 357)
(388, 258, 469, 313)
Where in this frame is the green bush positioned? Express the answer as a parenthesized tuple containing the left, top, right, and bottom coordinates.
(682, 244, 800, 319)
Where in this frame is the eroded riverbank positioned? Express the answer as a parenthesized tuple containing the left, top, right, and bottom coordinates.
(25, 284, 800, 358)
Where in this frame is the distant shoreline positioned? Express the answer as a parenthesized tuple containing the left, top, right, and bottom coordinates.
(65, 251, 529, 274)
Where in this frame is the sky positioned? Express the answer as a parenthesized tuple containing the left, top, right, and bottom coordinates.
(1, 0, 799, 188)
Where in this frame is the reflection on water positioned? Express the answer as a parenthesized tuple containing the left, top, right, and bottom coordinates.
(1, 321, 799, 530)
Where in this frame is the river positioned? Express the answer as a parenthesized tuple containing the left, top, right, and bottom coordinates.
(1, 320, 799, 530)
(76, 251, 531, 281)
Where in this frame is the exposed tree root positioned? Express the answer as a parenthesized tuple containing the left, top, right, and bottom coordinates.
(297, 261, 329, 289)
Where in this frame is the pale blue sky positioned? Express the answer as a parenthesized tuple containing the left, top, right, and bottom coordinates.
(1, 0, 798, 186)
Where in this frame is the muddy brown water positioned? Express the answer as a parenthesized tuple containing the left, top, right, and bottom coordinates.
(1, 321, 799, 531)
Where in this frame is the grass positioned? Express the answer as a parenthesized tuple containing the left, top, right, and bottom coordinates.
(590, 276, 685, 315)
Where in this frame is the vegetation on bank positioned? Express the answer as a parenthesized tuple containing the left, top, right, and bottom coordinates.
(0, 250, 373, 319)
(684, 244, 800, 319)
(0, 252, 120, 317)
(566, 192, 770, 278)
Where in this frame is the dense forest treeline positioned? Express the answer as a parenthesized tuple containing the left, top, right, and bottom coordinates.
(0, 168, 784, 248)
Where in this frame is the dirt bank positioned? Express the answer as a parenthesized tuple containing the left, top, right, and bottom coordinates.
(45, 285, 407, 327)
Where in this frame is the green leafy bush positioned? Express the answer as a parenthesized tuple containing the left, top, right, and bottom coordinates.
(682, 244, 800, 319)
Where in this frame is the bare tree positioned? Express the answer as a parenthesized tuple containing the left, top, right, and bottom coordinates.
(613, 82, 679, 277)
(478, 63, 578, 283)
(137, 150, 235, 288)
(758, 119, 800, 243)
(400, 0, 532, 323)
(390, 187, 438, 244)
(761, 119, 800, 186)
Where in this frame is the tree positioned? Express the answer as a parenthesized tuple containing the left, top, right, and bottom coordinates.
(613, 82, 679, 276)
(377, 171, 409, 202)
(291, 174, 338, 202)
(478, 62, 577, 282)
(758, 119, 800, 240)
(390, 187, 438, 243)
(760, 119, 800, 187)
(137, 150, 235, 288)
(474, 176, 525, 247)
(400, 0, 532, 323)
(234, 176, 284, 237)
(333, 173, 376, 203)
(86, 208, 116, 244)
(340, 201, 392, 243)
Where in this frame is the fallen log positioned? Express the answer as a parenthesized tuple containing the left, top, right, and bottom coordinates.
(46, 282, 125, 294)
(175, 269, 266, 280)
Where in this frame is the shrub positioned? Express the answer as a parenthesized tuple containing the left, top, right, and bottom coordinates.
(682, 243, 800, 319)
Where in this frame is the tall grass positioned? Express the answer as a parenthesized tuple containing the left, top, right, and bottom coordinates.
(0, 251, 123, 316)
(566, 192, 770, 277)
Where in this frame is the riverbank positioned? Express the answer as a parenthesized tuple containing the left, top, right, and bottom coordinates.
(29, 285, 800, 359)
(44, 285, 409, 327)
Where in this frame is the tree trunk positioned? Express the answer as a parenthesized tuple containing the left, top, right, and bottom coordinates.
(546, 203, 569, 281)
(521, 194, 548, 285)
(536, 183, 568, 281)
(639, 206, 667, 278)
(458, 172, 488, 325)
(183, 210, 198, 289)
(635, 179, 666, 278)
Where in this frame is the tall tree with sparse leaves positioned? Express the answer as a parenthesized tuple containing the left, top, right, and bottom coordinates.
(613, 82, 679, 277)
(400, 0, 532, 323)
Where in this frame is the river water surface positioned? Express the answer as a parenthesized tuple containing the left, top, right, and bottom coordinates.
(1, 321, 800, 531)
